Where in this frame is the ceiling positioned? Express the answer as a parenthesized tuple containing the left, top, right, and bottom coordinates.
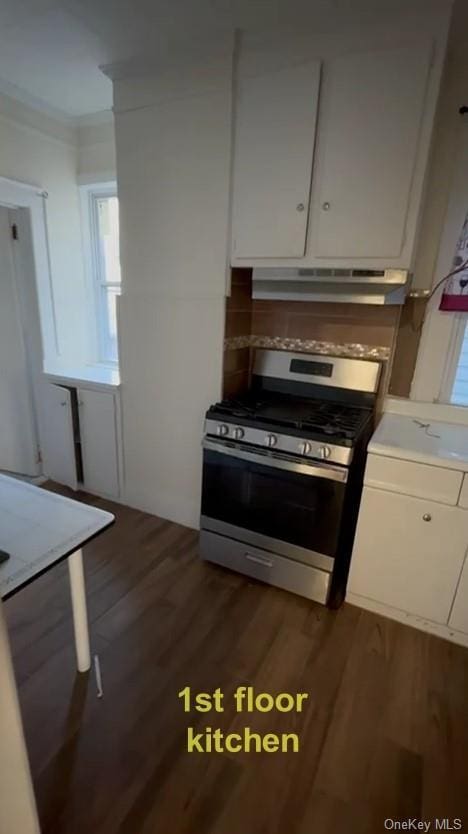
(0, 0, 458, 121)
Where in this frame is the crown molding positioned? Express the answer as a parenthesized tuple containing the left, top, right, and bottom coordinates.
(0, 90, 77, 145)
(73, 109, 114, 128)
(0, 84, 116, 149)
(101, 30, 235, 82)
(0, 77, 74, 125)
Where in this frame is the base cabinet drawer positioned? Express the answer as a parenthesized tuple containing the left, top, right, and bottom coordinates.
(348, 487, 468, 624)
(200, 530, 331, 603)
(365, 454, 463, 505)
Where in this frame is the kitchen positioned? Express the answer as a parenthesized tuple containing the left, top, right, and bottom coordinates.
(1, 0, 468, 832)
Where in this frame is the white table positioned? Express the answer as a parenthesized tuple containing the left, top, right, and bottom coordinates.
(0, 475, 114, 834)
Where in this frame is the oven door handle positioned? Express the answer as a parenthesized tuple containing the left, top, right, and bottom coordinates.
(202, 439, 348, 483)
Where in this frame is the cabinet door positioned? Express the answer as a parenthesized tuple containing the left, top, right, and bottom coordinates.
(231, 61, 321, 259)
(312, 42, 432, 258)
(348, 487, 468, 624)
(79, 388, 119, 498)
(40, 384, 77, 489)
(458, 475, 468, 509)
(449, 557, 468, 634)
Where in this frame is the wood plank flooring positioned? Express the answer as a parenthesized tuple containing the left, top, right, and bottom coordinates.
(4, 483, 468, 834)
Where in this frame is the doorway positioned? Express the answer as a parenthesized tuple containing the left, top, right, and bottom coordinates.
(0, 205, 42, 477)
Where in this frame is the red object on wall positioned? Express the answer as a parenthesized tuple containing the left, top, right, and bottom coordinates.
(440, 211, 468, 311)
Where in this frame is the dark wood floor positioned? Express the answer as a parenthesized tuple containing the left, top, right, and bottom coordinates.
(5, 484, 468, 834)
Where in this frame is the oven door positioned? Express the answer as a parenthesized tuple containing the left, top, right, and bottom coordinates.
(201, 438, 348, 571)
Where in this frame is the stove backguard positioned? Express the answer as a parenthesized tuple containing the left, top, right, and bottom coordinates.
(251, 349, 382, 409)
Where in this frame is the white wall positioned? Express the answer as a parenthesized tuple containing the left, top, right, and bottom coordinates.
(77, 116, 116, 184)
(0, 92, 89, 365)
(399, 0, 468, 401)
(412, 0, 468, 290)
(113, 48, 233, 527)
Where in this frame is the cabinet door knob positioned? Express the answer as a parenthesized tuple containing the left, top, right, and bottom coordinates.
(422, 513, 432, 522)
(322, 201, 331, 211)
(296, 202, 305, 212)
(60, 401, 67, 407)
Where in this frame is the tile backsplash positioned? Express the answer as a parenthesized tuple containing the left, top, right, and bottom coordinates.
(223, 268, 422, 400)
(388, 297, 427, 398)
(251, 299, 399, 350)
(223, 269, 252, 397)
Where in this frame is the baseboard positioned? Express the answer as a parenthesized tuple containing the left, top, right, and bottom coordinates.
(122, 485, 199, 531)
(346, 592, 468, 648)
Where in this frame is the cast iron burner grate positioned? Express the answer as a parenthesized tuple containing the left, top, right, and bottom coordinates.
(212, 398, 370, 442)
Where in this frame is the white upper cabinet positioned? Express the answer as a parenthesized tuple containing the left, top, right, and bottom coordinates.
(230, 16, 449, 269)
(231, 61, 321, 258)
(311, 43, 432, 259)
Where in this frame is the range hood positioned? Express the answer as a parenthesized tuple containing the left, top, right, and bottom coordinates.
(252, 268, 409, 305)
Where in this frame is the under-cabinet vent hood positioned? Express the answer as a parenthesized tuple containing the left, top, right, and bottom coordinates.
(252, 268, 409, 305)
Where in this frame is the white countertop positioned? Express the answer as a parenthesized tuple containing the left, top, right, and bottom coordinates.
(370, 411, 468, 471)
(43, 361, 120, 389)
(0, 475, 114, 599)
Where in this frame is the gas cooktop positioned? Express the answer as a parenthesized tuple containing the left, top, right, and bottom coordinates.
(207, 395, 372, 445)
(204, 350, 380, 467)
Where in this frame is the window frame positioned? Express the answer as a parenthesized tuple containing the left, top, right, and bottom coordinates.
(443, 314, 468, 405)
(80, 181, 121, 367)
(411, 123, 468, 405)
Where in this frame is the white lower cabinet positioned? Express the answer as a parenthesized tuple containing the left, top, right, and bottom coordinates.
(459, 474, 468, 510)
(39, 384, 78, 490)
(449, 558, 468, 633)
(78, 388, 120, 498)
(41, 382, 121, 499)
(348, 487, 468, 625)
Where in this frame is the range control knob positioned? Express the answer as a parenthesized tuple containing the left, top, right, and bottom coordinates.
(265, 434, 277, 448)
(318, 445, 331, 460)
(300, 441, 312, 455)
(217, 424, 229, 437)
(232, 427, 245, 440)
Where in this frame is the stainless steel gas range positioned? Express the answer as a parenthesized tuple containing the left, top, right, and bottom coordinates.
(200, 349, 381, 607)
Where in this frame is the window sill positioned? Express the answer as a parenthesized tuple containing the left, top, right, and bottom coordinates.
(43, 360, 121, 390)
(385, 395, 468, 427)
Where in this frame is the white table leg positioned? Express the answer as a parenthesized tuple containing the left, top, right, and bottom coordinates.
(68, 548, 91, 673)
(0, 598, 41, 834)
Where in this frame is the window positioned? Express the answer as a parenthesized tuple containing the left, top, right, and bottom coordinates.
(81, 184, 121, 365)
(434, 209, 468, 406)
(411, 124, 468, 406)
(448, 318, 468, 406)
